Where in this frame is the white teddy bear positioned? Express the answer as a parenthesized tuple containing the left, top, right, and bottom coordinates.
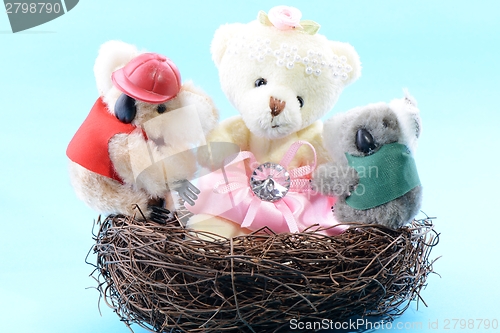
(67, 41, 218, 222)
(185, 6, 361, 238)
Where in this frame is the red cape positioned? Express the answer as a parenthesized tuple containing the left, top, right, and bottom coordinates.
(67, 97, 137, 183)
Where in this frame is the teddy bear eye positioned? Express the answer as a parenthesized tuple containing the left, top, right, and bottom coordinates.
(254, 78, 267, 87)
(157, 104, 167, 114)
(297, 96, 304, 108)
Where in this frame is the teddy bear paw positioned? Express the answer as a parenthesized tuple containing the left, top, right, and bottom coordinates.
(149, 206, 175, 224)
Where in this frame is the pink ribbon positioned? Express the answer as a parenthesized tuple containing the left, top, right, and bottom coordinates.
(213, 141, 317, 233)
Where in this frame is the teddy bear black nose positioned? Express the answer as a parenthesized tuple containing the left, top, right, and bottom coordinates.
(356, 128, 377, 154)
(270, 96, 286, 117)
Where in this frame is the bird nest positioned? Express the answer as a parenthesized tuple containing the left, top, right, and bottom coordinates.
(90, 210, 438, 333)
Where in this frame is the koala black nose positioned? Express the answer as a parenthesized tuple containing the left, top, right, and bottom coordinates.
(356, 128, 377, 154)
(270, 96, 286, 117)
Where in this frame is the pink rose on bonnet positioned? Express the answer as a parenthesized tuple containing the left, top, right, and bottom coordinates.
(268, 6, 302, 30)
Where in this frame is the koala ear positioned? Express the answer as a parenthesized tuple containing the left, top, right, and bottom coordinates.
(211, 23, 245, 67)
(94, 40, 140, 97)
(323, 113, 344, 143)
(114, 94, 137, 124)
(323, 112, 347, 160)
(329, 41, 362, 86)
(390, 89, 422, 154)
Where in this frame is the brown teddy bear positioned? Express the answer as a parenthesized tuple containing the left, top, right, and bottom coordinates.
(67, 41, 218, 222)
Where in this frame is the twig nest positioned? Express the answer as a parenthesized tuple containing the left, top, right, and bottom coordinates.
(92, 212, 437, 333)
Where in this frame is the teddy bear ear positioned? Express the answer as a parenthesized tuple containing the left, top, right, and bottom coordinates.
(211, 23, 245, 67)
(328, 41, 362, 85)
(94, 40, 140, 97)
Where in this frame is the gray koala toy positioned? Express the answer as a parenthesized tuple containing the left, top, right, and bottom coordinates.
(313, 91, 423, 229)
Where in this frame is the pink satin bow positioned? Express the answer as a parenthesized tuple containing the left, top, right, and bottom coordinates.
(213, 141, 317, 233)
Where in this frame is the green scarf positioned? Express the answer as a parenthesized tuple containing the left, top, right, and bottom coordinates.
(345, 143, 420, 210)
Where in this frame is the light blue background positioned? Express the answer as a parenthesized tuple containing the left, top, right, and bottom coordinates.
(1, 1, 499, 332)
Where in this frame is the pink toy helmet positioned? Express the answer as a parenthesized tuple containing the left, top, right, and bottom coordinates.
(112, 53, 181, 104)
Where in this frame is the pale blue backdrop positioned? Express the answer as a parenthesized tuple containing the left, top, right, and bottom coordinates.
(1, 1, 499, 332)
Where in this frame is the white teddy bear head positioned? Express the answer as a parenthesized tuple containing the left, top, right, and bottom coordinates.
(211, 6, 362, 139)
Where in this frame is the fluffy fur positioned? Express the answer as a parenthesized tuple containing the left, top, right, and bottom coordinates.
(313, 92, 422, 228)
(187, 10, 361, 236)
(69, 41, 218, 218)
